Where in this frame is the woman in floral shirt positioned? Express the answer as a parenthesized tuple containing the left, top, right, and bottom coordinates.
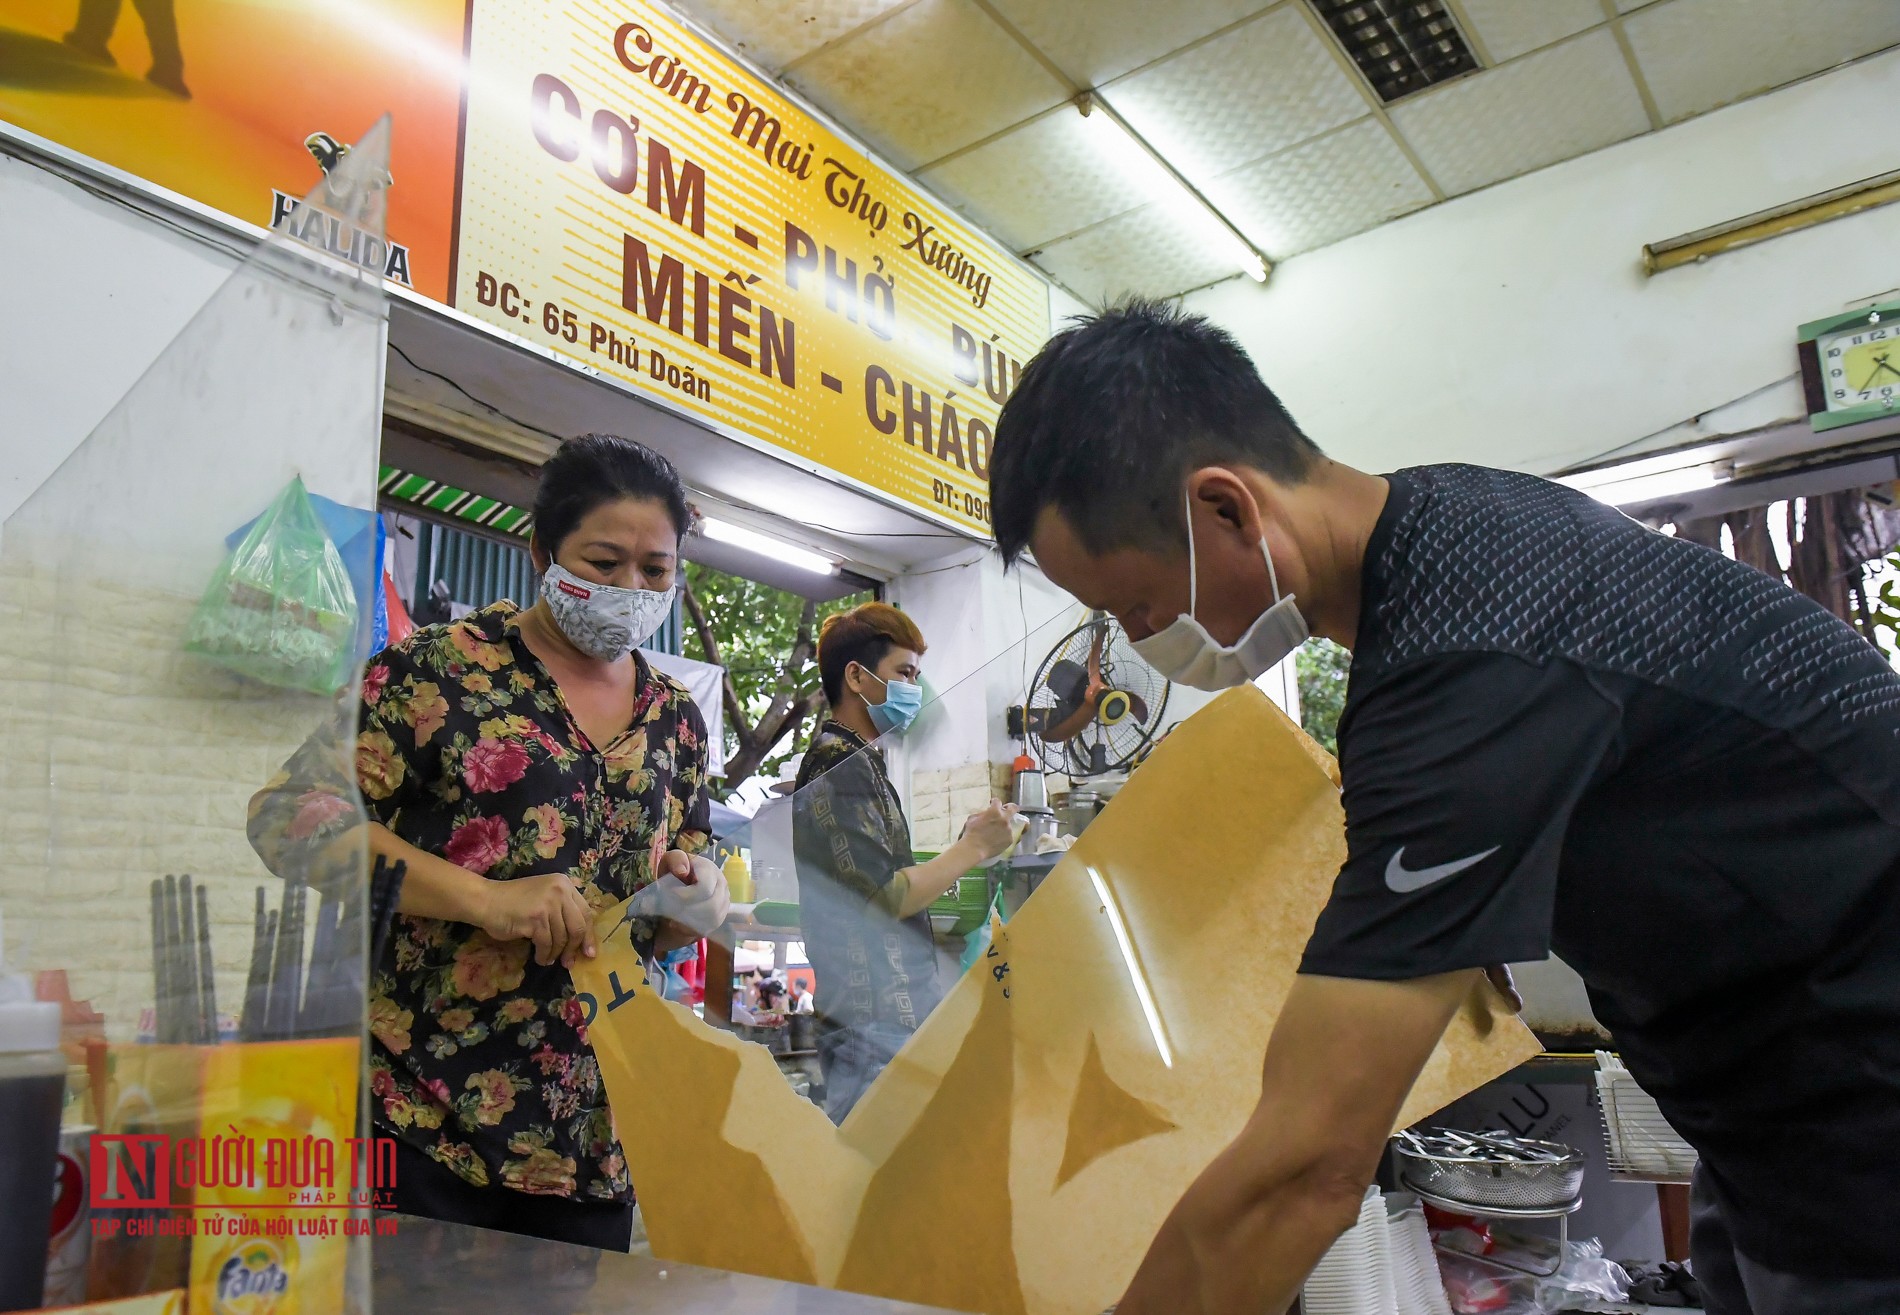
(251, 434, 717, 1248)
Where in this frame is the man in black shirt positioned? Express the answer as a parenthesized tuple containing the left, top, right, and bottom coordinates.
(988, 301, 1900, 1315)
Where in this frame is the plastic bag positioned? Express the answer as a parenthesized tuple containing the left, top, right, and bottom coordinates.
(367, 513, 390, 656)
(184, 476, 358, 694)
(1438, 1253, 1537, 1314)
(960, 883, 1009, 973)
(1436, 1237, 1630, 1315)
(1533, 1239, 1630, 1309)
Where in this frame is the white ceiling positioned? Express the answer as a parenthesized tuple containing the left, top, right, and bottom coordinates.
(669, 0, 1900, 304)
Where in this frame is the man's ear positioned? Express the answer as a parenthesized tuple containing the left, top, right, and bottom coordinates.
(1189, 466, 1264, 545)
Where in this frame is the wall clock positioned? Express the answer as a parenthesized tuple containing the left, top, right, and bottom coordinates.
(1799, 297, 1900, 432)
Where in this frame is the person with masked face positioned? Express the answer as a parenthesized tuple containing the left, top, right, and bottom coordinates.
(987, 302, 1900, 1315)
(249, 433, 725, 1248)
(793, 603, 1017, 1121)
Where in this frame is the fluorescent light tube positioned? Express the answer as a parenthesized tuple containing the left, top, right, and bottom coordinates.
(1078, 95, 1269, 284)
(1574, 465, 1721, 507)
(1557, 449, 1728, 507)
(700, 518, 838, 576)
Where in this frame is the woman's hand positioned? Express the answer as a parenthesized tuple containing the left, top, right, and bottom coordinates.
(477, 873, 598, 968)
(958, 802, 1020, 863)
(635, 852, 731, 946)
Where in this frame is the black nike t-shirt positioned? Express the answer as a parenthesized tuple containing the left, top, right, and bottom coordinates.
(1299, 465, 1900, 1278)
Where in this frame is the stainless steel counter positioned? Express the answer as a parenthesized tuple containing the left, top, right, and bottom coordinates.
(374, 1216, 958, 1314)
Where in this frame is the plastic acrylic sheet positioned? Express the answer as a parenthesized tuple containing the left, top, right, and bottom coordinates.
(0, 120, 393, 1315)
(574, 617, 1540, 1315)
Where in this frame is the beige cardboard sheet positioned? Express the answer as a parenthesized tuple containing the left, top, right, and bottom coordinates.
(574, 685, 1540, 1314)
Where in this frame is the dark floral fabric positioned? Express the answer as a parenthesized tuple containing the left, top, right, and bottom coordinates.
(251, 601, 709, 1202)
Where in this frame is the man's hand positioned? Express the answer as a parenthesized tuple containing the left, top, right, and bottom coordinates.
(1116, 970, 1481, 1315)
(477, 873, 597, 968)
(1485, 964, 1524, 1012)
(958, 802, 1020, 863)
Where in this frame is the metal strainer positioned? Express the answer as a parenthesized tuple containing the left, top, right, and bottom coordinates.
(1393, 1128, 1584, 1212)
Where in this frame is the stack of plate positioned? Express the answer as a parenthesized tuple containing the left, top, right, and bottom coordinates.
(1596, 1051, 1699, 1183)
(1384, 1194, 1453, 1315)
(1302, 1186, 1400, 1315)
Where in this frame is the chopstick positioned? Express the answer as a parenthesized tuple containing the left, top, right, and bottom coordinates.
(257, 909, 281, 1039)
(147, 856, 413, 1044)
(243, 887, 271, 1043)
(166, 875, 190, 1045)
(368, 857, 407, 966)
(298, 894, 341, 1035)
(149, 879, 166, 1043)
(177, 875, 196, 1042)
(267, 878, 306, 1040)
(194, 881, 217, 1044)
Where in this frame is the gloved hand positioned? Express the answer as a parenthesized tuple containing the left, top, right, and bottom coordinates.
(628, 853, 731, 938)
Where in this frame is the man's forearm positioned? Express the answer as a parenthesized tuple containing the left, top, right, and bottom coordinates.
(1118, 970, 1481, 1314)
(1118, 1126, 1366, 1315)
(894, 839, 983, 917)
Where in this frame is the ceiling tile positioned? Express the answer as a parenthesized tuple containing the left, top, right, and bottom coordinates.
(1103, 6, 1367, 181)
(1456, 0, 1603, 63)
(1203, 120, 1433, 258)
(986, 0, 1271, 86)
(916, 108, 1151, 251)
(1390, 29, 1650, 196)
(1625, 0, 1900, 124)
(667, 0, 914, 73)
(782, 0, 1069, 170)
(1030, 204, 1242, 304)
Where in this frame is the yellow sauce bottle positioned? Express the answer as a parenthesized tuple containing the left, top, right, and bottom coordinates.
(722, 851, 753, 904)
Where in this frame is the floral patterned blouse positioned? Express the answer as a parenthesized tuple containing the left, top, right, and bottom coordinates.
(251, 601, 710, 1202)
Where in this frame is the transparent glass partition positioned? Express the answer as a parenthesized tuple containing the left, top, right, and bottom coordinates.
(0, 121, 391, 1315)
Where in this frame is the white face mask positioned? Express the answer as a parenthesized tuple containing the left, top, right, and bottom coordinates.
(540, 562, 675, 661)
(1130, 491, 1309, 691)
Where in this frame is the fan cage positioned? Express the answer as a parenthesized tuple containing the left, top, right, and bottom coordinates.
(1022, 617, 1170, 779)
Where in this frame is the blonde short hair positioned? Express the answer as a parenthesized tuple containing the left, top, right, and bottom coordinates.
(817, 603, 926, 704)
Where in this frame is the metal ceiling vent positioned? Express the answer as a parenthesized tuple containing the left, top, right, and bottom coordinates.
(1307, 0, 1479, 103)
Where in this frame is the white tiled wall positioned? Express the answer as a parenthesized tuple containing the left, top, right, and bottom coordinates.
(0, 563, 356, 1040)
(908, 762, 1004, 852)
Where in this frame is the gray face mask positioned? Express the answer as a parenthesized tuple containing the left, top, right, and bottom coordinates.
(541, 563, 674, 661)
(1129, 491, 1309, 691)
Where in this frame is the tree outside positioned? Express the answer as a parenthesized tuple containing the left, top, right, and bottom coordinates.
(1295, 638, 1351, 756)
(680, 562, 870, 795)
(1865, 550, 1900, 668)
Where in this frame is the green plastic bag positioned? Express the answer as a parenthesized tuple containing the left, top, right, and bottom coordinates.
(184, 476, 359, 694)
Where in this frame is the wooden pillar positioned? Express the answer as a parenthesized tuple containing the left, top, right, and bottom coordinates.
(1657, 1183, 1692, 1262)
(704, 939, 733, 1027)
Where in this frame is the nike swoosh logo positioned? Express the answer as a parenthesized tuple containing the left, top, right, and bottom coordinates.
(1384, 845, 1499, 893)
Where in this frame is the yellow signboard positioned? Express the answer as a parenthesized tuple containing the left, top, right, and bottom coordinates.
(454, 4, 1047, 535)
(0, 1, 1049, 536)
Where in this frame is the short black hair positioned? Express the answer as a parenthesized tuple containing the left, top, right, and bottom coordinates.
(989, 299, 1322, 565)
(533, 433, 691, 555)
